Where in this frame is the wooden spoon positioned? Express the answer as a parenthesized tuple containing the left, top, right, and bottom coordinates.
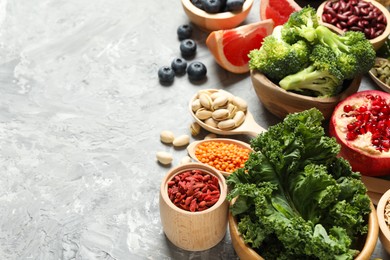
(189, 91, 266, 137)
(187, 138, 252, 177)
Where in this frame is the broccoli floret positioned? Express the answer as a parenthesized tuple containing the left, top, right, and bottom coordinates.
(279, 44, 343, 97)
(249, 36, 310, 81)
(281, 6, 319, 44)
(315, 25, 376, 78)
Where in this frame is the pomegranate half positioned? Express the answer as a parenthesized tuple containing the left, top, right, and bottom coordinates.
(329, 90, 390, 176)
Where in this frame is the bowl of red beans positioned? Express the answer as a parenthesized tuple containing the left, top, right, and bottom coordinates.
(317, 0, 390, 50)
(159, 162, 229, 251)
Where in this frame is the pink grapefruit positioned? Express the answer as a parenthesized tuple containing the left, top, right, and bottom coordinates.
(260, 0, 301, 26)
(206, 19, 274, 74)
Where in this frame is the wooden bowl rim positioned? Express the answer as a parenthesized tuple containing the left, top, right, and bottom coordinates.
(160, 162, 227, 215)
(376, 189, 390, 243)
(368, 57, 390, 93)
(317, 0, 390, 46)
(229, 200, 378, 259)
(250, 70, 361, 104)
(181, 0, 254, 20)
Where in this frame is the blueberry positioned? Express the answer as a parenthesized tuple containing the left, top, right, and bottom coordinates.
(226, 0, 245, 12)
(158, 66, 175, 84)
(187, 61, 207, 81)
(201, 0, 223, 13)
(177, 24, 193, 40)
(171, 58, 187, 75)
(180, 39, 197, 58)
(191, 0, 204, 10)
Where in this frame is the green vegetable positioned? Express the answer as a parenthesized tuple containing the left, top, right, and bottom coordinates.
(281, 6, 319, 44)
(248, 36, 310, 81)
(227, 108, 371, 260)
(249, 7, 376, 98)
(279, 44, 343, 97)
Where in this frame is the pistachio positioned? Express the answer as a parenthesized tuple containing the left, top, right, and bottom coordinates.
(233, 110, 245, 127)
(212, 95, 229, 110)
(226, 103, 238, 118)
(156, 151, 173, 165)
(190, 122, 201, 136)
(199, 93, 213, 110)
(195, 108, 212, 120)
(217, 119, 236, 130)
(212, 109, 230, 121)
(173, 134, 190, 147)
(160, 130, 175, 144)
(191, 99, 201, 112)
(204, 117, 218, 128)
(232, 96, 248, 111)
(204, 133, 217, 140)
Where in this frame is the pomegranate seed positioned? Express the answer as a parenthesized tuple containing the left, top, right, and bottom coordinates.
(343, 105, 353, 113)
(358, 105, 367, 112)
(381, 105, 389, 114)
(347, 123, 356, 131)
(366, 94, 374, 100)
(346, 131, 358, 140)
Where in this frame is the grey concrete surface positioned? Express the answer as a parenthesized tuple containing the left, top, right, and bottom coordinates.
(0, 0, 388, 259)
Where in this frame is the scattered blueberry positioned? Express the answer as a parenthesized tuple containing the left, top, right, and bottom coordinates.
(180, 39, 197, 58)
(201, 0, 223, 13)
(177, 24, 193, 40)
(187, 61, 207, 81)
(158, 66, 175, 84)
(171, 58, 187, 75)
(191, 0, 204, 10)
(226, 0, 245, 12)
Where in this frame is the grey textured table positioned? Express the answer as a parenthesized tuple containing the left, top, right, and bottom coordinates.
(0, 0, 389, 259)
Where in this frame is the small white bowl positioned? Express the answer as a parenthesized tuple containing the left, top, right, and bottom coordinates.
(181, 0, 254, 31)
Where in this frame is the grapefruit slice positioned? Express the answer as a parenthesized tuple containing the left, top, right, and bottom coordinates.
(206, 19, 274, 74)
(260, 0, 301, 27)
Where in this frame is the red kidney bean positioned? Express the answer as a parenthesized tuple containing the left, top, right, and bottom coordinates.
(167, 169, 221, 212)
(321, 0, 387, 39)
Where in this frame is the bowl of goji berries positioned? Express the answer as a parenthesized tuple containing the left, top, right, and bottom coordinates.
(159, 162, 228, 251)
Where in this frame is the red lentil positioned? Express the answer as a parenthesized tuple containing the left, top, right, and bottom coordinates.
(194, 141, 250, 173)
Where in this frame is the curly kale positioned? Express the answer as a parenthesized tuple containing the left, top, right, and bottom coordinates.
(227, 108, 371, 259)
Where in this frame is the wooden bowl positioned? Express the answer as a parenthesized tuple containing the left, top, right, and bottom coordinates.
(317, 0, 390, 50)
(180, 0, 254, 31)
(229, 201, 379, 259)
(250, 70, 361, 119)
(369, 57, 390, 93)
(376, 188, 390, 255)
(159, 162, 228, 251)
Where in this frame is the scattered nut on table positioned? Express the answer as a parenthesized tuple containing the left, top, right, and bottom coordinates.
(156, 151, 173, 165)
(172, 134, 190, 147)
(160, 130, 175, 144)
(190, 122, 201, 136)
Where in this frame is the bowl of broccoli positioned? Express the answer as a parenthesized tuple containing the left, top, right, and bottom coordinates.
(249, 7, 375, 119)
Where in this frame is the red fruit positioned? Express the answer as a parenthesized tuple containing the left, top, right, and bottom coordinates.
(260, 0, 301, 27)
(206, 20, 274, 74)
(329, 90, 390, 176)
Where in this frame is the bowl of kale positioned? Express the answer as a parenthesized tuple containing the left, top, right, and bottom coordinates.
(227, 108, 379, 260)
(249, 7, 375, 120)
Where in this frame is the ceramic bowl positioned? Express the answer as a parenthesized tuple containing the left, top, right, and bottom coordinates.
(376, 189, 390, 255)
(180, 0, 254, 31)
(369, 57, 390, 93)
(250, 70, 361, 119)
(159, 162, 228, 251)
(229, 201, 379, 259)
(317, 0, 390, 50)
